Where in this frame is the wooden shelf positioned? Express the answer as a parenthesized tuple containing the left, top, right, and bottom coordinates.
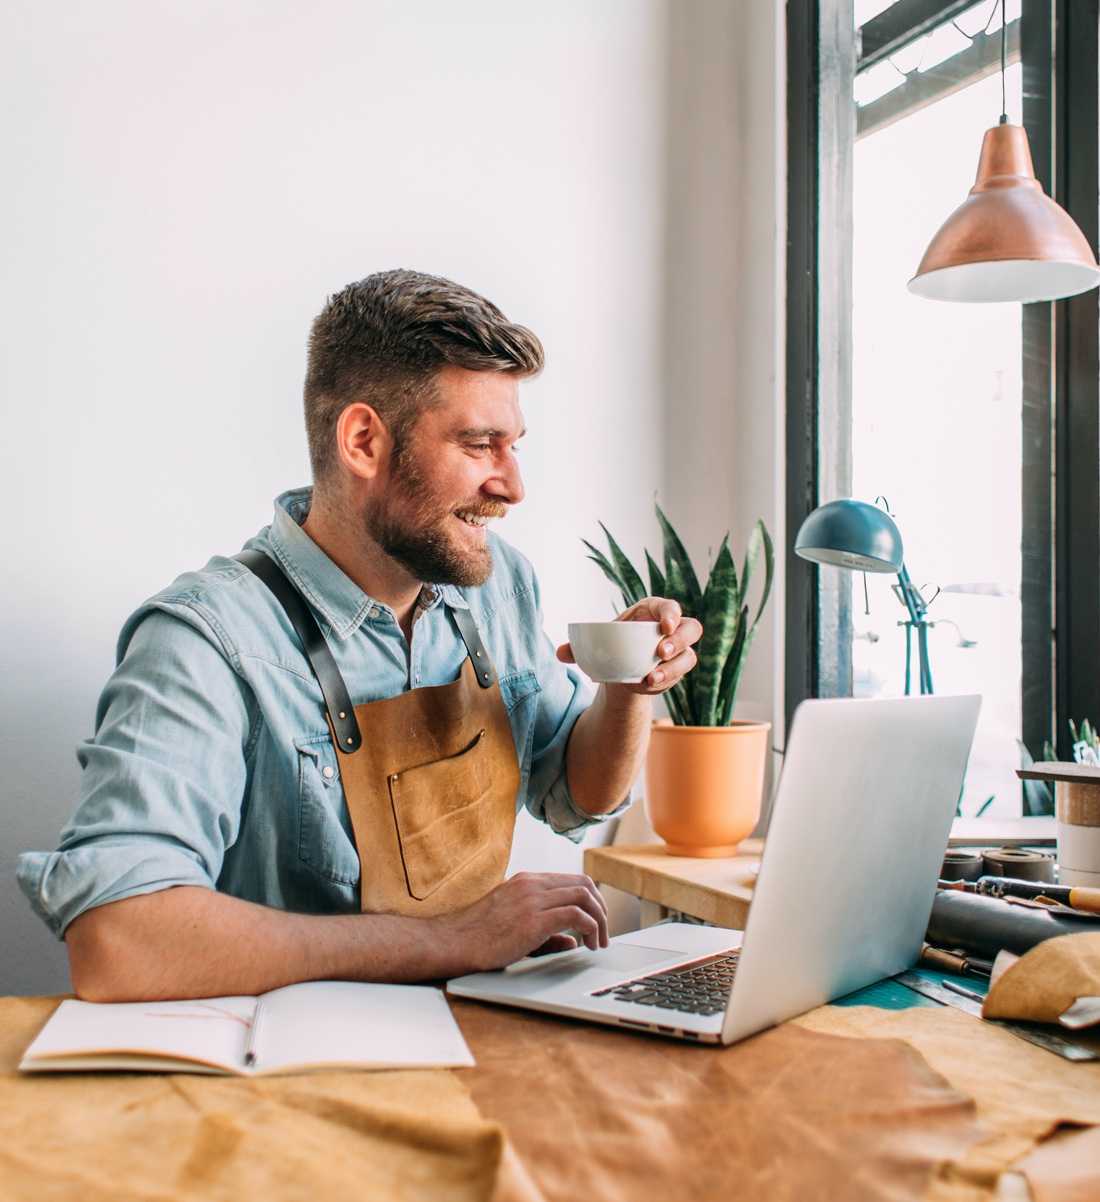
(947, 816, 1056, 846)
(587, 816, 1058, 929)
(584, 841, 761, 929)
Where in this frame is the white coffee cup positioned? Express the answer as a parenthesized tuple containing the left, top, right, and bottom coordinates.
(566, 621, 662, 684)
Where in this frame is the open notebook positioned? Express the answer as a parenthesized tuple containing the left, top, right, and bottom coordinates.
(20, 981, 474, 1076)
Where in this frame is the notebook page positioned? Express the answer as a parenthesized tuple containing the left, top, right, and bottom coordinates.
(21, 997, 256, 1073)
(252, 981, 474, 1073)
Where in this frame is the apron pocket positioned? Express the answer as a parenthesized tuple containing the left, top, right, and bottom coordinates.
(388, 727, 494, 900)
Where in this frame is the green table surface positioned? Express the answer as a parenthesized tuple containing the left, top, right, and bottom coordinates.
(837, 967, 988, 1011)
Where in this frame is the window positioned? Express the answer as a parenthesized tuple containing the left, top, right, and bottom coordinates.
(785, 0, 1100, 812)
(851, 3, 1024, 816)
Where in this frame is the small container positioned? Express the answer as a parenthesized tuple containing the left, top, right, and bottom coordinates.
(566, 621, 661, 684)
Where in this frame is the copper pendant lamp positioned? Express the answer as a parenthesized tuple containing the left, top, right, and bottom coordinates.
(908, 1, 1100, 303)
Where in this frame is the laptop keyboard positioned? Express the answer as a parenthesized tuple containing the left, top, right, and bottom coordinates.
(590, 951, 740, 1017)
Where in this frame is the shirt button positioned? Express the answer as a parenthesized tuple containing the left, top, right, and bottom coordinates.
(322, 766, 335, 780)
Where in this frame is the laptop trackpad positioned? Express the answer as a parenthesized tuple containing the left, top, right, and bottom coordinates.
(591, 944, 681, 973)
(509, 943, 678, 982)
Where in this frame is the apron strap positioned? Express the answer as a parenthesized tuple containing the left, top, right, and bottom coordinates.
(236, 549, 363, 754)
(452, 607, 496, 689)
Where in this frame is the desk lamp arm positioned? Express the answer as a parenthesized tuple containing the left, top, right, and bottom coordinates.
(896, 563, 934, 694)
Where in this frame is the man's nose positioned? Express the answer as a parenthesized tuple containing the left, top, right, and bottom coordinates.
(487, 455, 525, 507)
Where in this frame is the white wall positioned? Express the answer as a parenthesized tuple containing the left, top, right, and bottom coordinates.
(0, 0, 671, 995)
(662, 1, 787, 756)
(0, 0, 786, 996)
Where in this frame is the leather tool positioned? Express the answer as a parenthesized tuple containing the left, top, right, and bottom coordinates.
(939, 875, 1100, 914)
(919, 943, 992, 977)
(927, 889, 1096, 959)
(893, 970, 1099, 1061)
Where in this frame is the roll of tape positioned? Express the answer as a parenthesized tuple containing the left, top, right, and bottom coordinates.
(941, 850, 984, 881)
(982, 846, 1056, 882)
(1057, 781, 1100, 828)
(1057, 821, 1100, 874)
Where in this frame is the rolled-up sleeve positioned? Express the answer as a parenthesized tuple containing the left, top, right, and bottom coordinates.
(522, 587, 634, 844)
(16, 604, 255, 938)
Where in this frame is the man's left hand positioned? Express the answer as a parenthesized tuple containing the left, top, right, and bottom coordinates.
(556, 598, 703, 696)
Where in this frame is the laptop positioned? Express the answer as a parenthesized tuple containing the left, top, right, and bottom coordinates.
(447, 694, 981, 1045)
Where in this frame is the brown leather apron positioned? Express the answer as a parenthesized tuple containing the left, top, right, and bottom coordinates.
(238, 550, 520, 917)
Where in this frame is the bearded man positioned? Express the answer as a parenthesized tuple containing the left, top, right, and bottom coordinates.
(18, 269, 702, 1002)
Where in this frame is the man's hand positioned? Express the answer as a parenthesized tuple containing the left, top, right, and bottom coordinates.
(438, 871, 609, 972)
(556, 597, 703, 696)
(66, 877, 609, 1001)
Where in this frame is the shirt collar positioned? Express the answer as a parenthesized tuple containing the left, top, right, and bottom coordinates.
(267, 487, 469, 641)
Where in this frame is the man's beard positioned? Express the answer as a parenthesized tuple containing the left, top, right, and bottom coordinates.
(364, 445, 500, 587)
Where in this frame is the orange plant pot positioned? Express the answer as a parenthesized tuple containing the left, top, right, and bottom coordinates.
(645, 720, 771, 857)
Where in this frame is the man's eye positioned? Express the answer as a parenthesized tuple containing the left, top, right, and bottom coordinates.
(470, 443, 491, 451)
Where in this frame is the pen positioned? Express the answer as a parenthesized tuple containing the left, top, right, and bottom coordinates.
(243, 1001, 265, 1067)
(941, 979, 986, 1005)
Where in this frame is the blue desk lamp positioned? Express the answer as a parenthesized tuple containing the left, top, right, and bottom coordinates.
(795, 499, 935, 695)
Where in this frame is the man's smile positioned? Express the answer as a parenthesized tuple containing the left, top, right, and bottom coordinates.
(455, 511, 492, 528)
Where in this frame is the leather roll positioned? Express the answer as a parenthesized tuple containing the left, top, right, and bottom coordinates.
(940, 850, 984, 882)
(927, 889, 1095, 959)
(982, 846, 1055, 882)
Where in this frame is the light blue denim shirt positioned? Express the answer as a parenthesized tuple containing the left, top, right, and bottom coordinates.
(18, 488, 628, 938)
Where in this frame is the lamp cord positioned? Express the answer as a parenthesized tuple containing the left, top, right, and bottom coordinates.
(1000, 0, 1007, 123)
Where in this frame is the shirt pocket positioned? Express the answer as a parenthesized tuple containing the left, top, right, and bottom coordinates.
(388, 727, 495, 900)
(295, 734, 361, 886)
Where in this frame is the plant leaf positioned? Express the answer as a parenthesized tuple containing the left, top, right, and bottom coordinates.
(655, 503, 702, 615)
(598, 523, 647, 607)
(751, 521, 775, 625)
(1020, 738, 1056, 816)
(583, 550, 633, 610)
(663, 679, 692, 725)
(717, 605, 751, 725)
(740, 520, 775, 626)
(645, 550, 666, 598)
(581, 539, 620, 583)
(692, 536, 740, 726)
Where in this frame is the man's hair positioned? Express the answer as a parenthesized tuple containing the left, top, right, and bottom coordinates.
(303, 269, 544, 483)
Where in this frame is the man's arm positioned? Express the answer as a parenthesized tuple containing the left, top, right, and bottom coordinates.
(65, 872, 610, 1002)
(560, 598, 702, 817)
(564, 689, 653, 816)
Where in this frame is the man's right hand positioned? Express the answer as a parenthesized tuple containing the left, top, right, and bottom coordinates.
(65, 876, 610, 1002)
(439, 872, 610, 973)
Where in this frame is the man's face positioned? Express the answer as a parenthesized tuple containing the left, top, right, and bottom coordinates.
(365, 366, 527, 586)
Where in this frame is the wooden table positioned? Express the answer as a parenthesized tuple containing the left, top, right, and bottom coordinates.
(583, 840, 761, 928)
(9, 992, 1091, 1202)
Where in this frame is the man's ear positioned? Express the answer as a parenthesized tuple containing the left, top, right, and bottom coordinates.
(335, 402, 391, 482)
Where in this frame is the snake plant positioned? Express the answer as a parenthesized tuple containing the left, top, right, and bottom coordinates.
(582, 504, 774, 726)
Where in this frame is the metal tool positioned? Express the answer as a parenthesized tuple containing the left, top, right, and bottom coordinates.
(939, 875, 1100, 914)
(919, 943, 993, 978)
(893, 970, 1100, 1062)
